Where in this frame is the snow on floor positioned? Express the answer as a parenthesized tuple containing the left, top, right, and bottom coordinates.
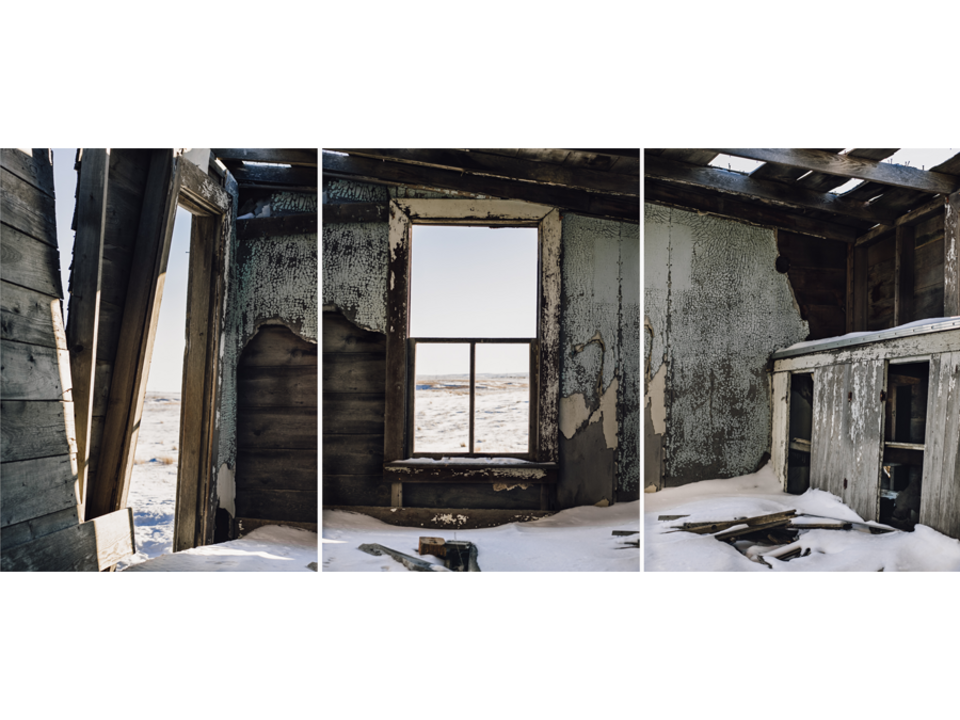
(122, 525, 318, 572)
(116, 391, 181, 570)
(323, 501, 639, 572)
(646, 463, 960, 572)
(414, 375, 528, 453)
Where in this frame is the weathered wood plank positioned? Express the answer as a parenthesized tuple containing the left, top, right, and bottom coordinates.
(925, 353, 960, 536)
(0, 281, 62, 348)
(713, 149, 960, 195)
(333, 149, 639, 197)
(799, 149, 900, 193)
(322, 433, 384, 476)
(0, 148, 55, 196)
(177, 156, 231, 216)
(0, 508, 134, 572)
(237, 407, 317, 449)
(322, 394, 385, 434)
(234, 489, 317, 524)
(773, 329, 960, 373)
(402, 482, 542, 511)
(213, 148, 317, 166)
(229, 163, 317, 188)
(322, 311, 385, 353)
(0, 506, 80, 551)
(895, 224, 916, 325)
(646, 181, 860, 243)
(945, 192, 960, 316)
(88, 150, 179, 520)
(1, 340, 70, 400)
(646, 155, 896, 224)
(240, 326, 318, 366)
(845, 360, 884, 522)
(1, 168, 58, 245)
(322, 475, 390, 506)
(238, 365, 317, 408)
(0, 454, 79, 528)
(1, 223, 63, 297)
(0, 400, 72, 462)
(919, 355, 945, 531)
(66, 149, 109, 508)
(771, 372, 790, 490)
(236, 448, 316, 492)
(322, 353, 386, 394)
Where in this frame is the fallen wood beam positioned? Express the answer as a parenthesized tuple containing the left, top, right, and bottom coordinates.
(675, 509, 797, 534)
(359, 543, 450, 571)
(712, 149, 960, 195)
(714, 518, 793, 542)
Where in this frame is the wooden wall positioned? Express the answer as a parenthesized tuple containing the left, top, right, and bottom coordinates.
(778, 231, 847, 339)
(1, 149, 83, 552)
(235, 325, 317, 527)
(321, 309, 388, 506)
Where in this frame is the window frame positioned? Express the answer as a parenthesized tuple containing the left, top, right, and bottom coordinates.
(384, 199, 561, 472)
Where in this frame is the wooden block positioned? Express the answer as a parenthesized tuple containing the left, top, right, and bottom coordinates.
(418, 536, 446, 557)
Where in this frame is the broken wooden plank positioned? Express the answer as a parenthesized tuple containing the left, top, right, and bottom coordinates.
(358, 543, 449, 572)
(0, 508, 134, 571)
(675, 509, 797, 534)
(714, 518, 793, 542)
(612, 530, 640, 536)
(657, 514, 689, 521)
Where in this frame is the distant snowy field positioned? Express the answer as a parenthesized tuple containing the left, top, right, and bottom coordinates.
(646, 464, 960, 572)
(414, 374, 529, 453)
(323, 501, 640, 571)
(116, 392, 180, 570)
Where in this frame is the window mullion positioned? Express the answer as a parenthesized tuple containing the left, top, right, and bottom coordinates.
(469, 341, 476, 453)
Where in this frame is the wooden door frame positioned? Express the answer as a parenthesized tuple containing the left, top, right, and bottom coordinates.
(172, 157, 236, 551)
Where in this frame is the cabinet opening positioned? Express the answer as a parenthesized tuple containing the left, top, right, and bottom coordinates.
(787, 372, 814, 495)
(880, 360, 930, 531)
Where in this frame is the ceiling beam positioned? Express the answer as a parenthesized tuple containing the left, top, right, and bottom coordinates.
(645, 179, 859, 243)
(711, 149, 960, 195)
(558, 148, 643, 158)
(329, 149, 638, 197)
(212, 149, 317, 166)
(323, 152, 638, 223)
(646, 155, 898, 225)
(855, 196, 946, 247)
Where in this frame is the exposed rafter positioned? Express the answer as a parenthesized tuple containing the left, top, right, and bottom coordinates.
(711, 149, 960, 195)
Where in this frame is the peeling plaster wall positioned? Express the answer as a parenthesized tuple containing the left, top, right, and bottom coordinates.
(558, 214, 640, 508)
(321, 182, 640, 510)
(217, 188, 317, 513)
(644, 203, 808, 488)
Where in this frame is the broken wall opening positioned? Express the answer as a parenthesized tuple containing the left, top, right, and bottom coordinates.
(786, 372, 813, 495)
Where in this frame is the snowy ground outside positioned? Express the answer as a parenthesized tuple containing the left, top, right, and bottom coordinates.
(117, 391, 317, 571)
(116, 392, 180, 570)
(322, 501, 640, 571)
(414, 374, 528, 453)
(645, 463, 960, 572)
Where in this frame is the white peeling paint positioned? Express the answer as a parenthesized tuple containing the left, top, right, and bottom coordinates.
(560, 392, 591, 439)
(492, 483, 531, 492)
(216, 463, 235, 518)
(589, 377, 619, 450)
(646, 363, 667, 435)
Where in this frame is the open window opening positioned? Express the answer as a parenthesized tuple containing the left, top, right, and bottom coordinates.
(786, 372, 814, 495)
(408, 225, 537, 459)
(880, 360, 930, 531)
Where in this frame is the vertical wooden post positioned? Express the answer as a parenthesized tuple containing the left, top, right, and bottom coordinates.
(846, 244, 855, 334)
(945, 191, 960, 317)
(894, 223, 915, 326)
(66, 149, 110, 516)
(86, 150, 179, 520)
(384, 201, 411, 464)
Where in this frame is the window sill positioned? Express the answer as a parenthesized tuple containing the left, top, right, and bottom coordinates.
(384, 459, 558, 483)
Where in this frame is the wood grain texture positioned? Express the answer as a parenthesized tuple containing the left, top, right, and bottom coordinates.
(0, 506, 80, 551)
(322, 394, 385, 434)
(236, 449, 316, 492)
(1, 223, 63, 297)
(0, 508, 133, 571)
(322, 434, 384, 476)
(0, 454, 79, 528)
(1, 167, 58, 246)
(0, 281, 63, 348)
(945, 192, 960, 316)
(0, 400, 73, 462)
(234, 489, 317, 524)
(0, 340, 71, 400)
(1, 148, 55, 196)
(920, 353, 960, 537)
(771, 371, 790, 490)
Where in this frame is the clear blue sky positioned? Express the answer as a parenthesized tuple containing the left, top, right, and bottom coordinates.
(52, 149, 191, 393)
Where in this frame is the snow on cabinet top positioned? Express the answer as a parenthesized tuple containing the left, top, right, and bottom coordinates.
(772, 316, 960, 360)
